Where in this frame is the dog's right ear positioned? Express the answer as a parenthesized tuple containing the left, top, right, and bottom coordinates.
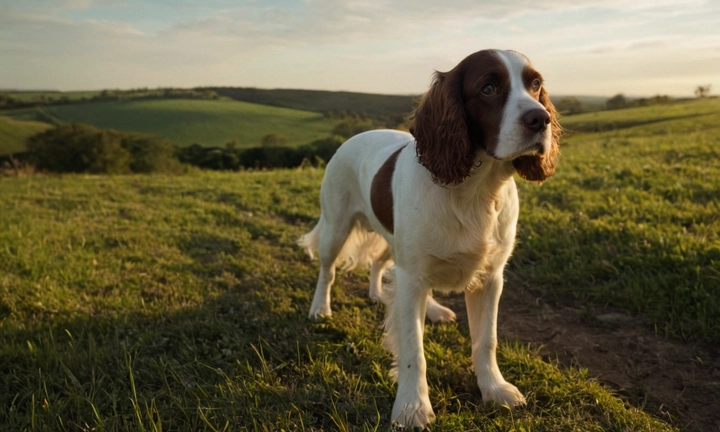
(409, 70, 475, 186)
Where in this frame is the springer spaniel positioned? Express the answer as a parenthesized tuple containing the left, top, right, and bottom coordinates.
(300, 49, 561, 428)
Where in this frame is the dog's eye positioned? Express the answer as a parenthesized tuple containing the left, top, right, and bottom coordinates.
(481, 83, 497, 96)
(531, 79, 542, 92)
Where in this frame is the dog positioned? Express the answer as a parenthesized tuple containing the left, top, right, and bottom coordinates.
(300, 49, 561, 428)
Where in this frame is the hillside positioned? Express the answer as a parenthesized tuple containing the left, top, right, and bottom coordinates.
(2, 99, 338, 148)
(0, 115, 52, 155)
(0, 170, 676, 431)
(204, 87, 417, 117)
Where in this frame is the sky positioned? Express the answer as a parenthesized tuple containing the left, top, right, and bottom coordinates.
(0, 0, 718, 97)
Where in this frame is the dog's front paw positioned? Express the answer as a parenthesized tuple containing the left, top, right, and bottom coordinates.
(481, 381, 526, 407)
(391, 397, 435, 429)
(308, 303, 332, 320)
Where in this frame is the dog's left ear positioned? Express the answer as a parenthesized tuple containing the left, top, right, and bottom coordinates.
(513, 87, 562, 182)
(409, 68, 476, 186)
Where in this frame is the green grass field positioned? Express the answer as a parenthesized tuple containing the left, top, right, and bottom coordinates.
(2, 98, 339, 149)
(0, 116, 53, 155)
(0, 171, 672, 431)
(1, 97, 718, 430)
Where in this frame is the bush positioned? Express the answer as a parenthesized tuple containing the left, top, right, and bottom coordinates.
(27, 124, 182, 174)
(176, 135, 345, 171)
(26, 123, 347, 174)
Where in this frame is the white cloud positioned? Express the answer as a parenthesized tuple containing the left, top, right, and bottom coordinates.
(0, 0, 717, 96)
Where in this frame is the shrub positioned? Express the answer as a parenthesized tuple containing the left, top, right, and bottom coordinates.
(27, 124, 182, 174)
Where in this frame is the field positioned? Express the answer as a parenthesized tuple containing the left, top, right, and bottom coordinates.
(1, 99, 339, 149)
(1, 97, 719, 430)
(0, 116, 53, 155)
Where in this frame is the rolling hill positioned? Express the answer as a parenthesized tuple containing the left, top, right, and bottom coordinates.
(0, 115, 53, 155)
(1, 98, 339, 150)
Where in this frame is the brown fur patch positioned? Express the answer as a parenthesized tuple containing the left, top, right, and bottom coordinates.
(370, 147, 404, 234)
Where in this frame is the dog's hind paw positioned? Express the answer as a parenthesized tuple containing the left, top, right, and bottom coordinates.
(426, 297, 456, 323)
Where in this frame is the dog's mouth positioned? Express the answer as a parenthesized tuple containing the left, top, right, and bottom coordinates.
(488, 141, 545, 161)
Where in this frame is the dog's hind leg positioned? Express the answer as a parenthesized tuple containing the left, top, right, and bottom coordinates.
(306, 216, 354, 320)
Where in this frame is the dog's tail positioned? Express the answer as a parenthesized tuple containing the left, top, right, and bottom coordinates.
(298, 221, 321, 260)
(298, 217, 388, 271)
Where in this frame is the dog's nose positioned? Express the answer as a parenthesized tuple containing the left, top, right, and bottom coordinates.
(521, 108, 550, 132)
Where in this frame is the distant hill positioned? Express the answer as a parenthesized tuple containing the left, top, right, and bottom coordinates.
(202, 87, 417, 118)
(2, 99, 338, 150)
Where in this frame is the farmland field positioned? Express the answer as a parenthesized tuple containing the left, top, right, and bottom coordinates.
(1, 98, 339, 148)
(0, 115, 52, 155)
(1, 97, 719, 430)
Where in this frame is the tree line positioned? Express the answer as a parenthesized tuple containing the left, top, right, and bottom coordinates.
(0, 88, 220, 110)
(10, 123, 356, 175)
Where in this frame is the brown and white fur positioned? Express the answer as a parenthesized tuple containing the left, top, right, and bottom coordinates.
(299, 49, 561, 428)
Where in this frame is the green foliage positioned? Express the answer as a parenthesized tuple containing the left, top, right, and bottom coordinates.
(606, 93, 628, 110)
(555, 96, 583, 114)
(26, 124, 182, 174)
(177, 135, 345, 170)
(331, 116, 382, 139)
(261, 133, 287, 148)
(0, 171, 672, 431)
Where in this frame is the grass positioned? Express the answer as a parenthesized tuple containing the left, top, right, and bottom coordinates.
(1, 98, 339, 149)
(0, 116, 53, 155)
(0, 170, 672, 431)
(2, 97, 718, 430)
(513, 97, 720, 341)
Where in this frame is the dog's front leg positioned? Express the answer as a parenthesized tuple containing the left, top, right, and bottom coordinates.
(388, 267, 435, 428)
(465, 271, 526, 407)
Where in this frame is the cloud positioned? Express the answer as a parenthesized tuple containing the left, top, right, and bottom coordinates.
(0, 0, 717, 96)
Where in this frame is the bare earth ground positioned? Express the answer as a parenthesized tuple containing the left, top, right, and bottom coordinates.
(442, 279, 720, 432)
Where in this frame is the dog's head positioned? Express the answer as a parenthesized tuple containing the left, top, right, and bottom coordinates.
(409, 49, 561, 185)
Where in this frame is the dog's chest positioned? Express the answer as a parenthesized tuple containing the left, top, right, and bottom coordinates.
(420, 197, 510, 291)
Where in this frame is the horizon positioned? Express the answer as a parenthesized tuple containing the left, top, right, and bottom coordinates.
(1, 1, 718, 98)
(0, 85, 681, 101)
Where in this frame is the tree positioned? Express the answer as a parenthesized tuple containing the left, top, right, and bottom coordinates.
(261, 133, 286, 148)
(556, 97, 583, 114)
(606, 93, 627, 110)
(695, 85, 712, 98)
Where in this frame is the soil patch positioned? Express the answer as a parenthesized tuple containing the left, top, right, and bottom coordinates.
(442, 280, 720, 432)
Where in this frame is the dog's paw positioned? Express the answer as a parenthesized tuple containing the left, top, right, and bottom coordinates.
(426, 298, 456, 323)
(481, 381, 526, 407)
(308, 303, 332, 320)
(368, 287, 383, 303)
(391, 397, 435, 429)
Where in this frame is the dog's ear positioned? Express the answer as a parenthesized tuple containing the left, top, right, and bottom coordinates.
(409, 69, 475, 186)
(513, 87, 561, 182)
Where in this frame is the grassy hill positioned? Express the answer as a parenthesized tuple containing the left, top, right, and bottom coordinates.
(0, 170, 673, 431)
(205, 87, 417, 117)
(3, 97, 720, 430)
(2, 98, 339, 149)
(515, 96, 720, 342)
(0, 115, 53, 155)
(1, 88, 613, 157)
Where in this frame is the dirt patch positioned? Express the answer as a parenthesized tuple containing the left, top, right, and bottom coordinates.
(442, 280, 720, 432)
